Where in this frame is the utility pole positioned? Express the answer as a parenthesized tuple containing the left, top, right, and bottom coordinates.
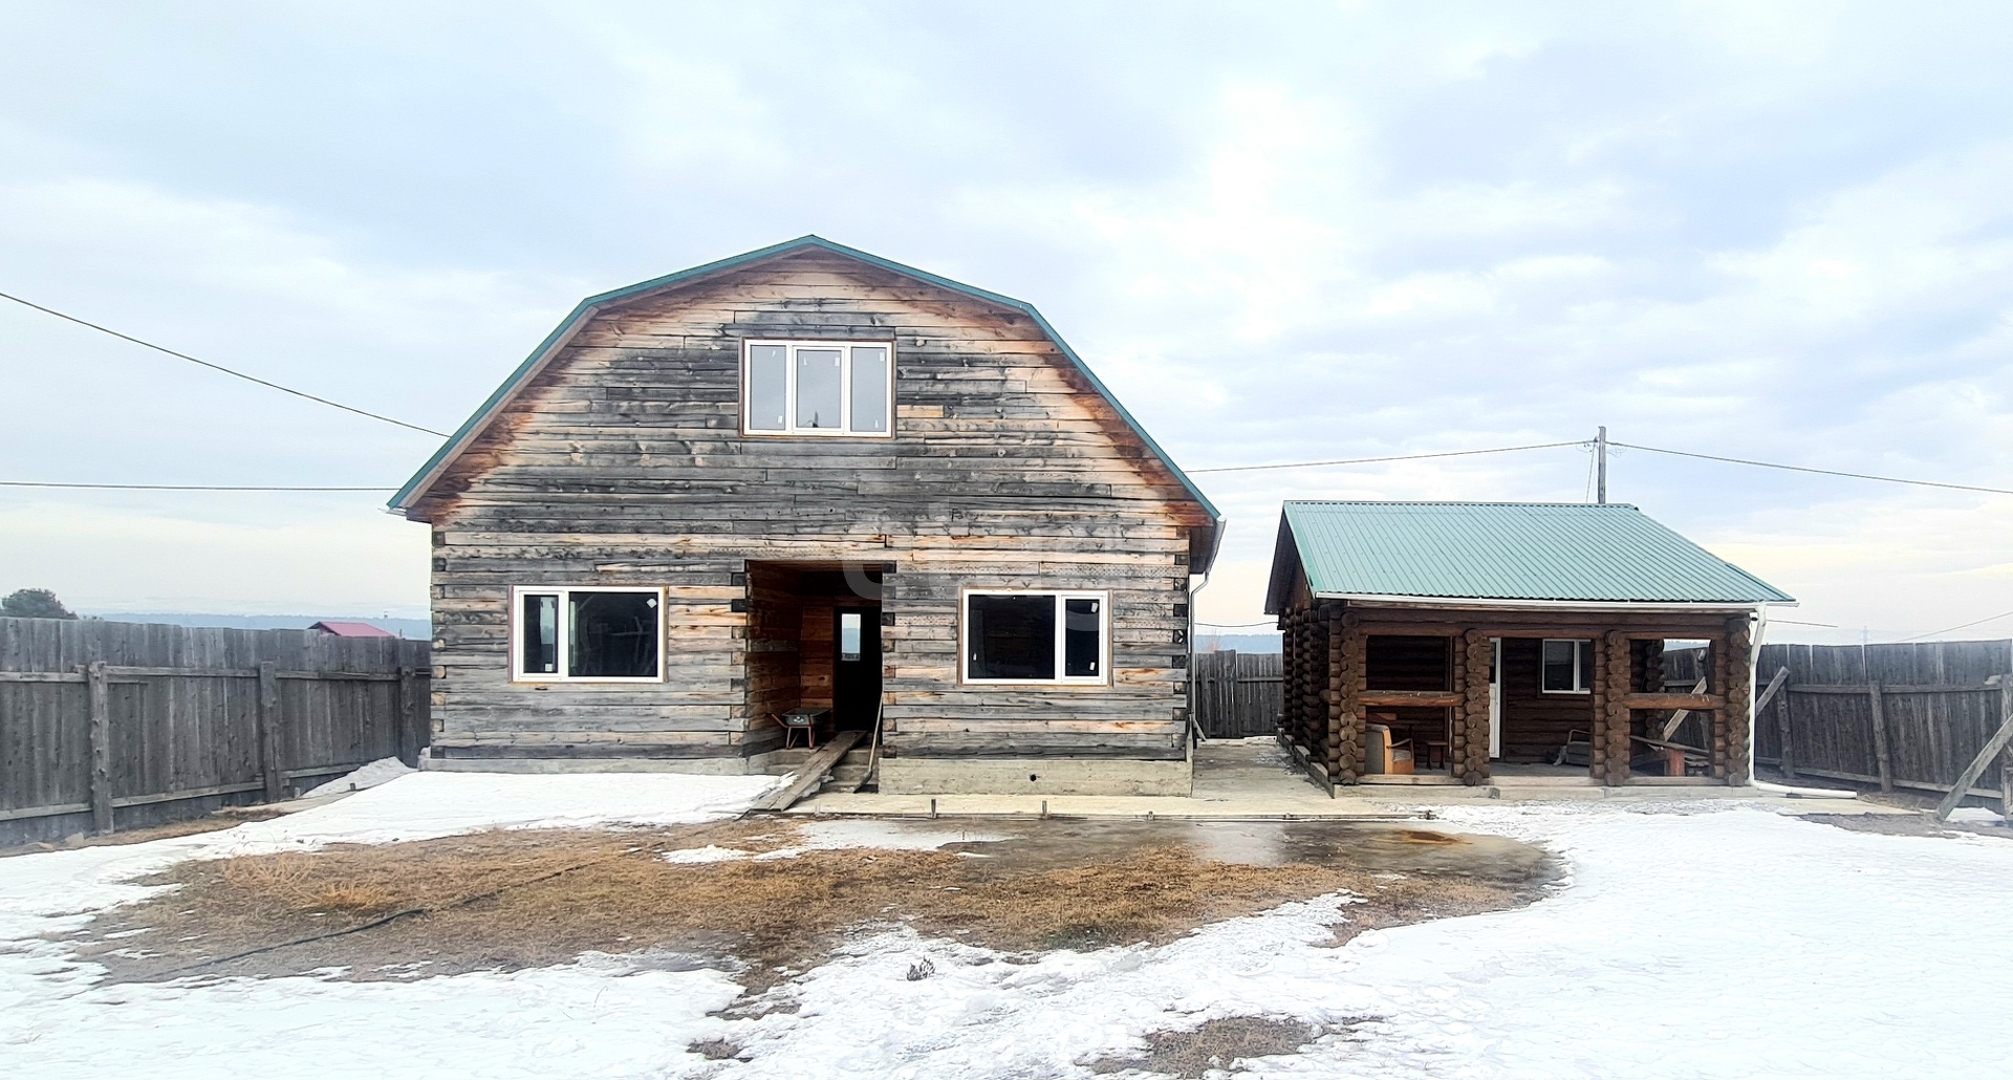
(1595, 426, 1608, 504)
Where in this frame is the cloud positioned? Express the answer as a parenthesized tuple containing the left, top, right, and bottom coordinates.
(0, 3, 2007, 640)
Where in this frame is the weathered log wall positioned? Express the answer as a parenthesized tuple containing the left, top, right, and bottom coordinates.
(411, 249, 1209, 777)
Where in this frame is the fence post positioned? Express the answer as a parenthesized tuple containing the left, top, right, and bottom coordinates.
(257, 660, 284, 803)
(396, 665, 421, 767)
(2002, 677, 2012, 818)
(1868, 683, 1893, 793)
(86, 661, 113, 835)
(1775, 690, 1796, 780)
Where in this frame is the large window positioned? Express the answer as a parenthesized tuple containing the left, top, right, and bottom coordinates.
(513, 587, 664, 682)
(1541, 638, 1595, 694)
(743, 340, 893, 437)
(962, 590, 1108, 685)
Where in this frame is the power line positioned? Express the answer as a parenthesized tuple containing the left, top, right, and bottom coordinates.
(1197, 620, 1278, 628)
(0, 480, 394, 492)
(0, 289, 450, 438)
(1610, 441, 2013, 497)
(1900, 608, 2013, 642)
(1187, 440, 1586, 474)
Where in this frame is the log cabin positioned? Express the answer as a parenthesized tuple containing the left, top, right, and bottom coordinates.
(390, 237, 1220, 795)
(1264, 501, 1793, 788)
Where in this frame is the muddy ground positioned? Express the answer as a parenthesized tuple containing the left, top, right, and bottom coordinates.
(65, 816, 1562, 994)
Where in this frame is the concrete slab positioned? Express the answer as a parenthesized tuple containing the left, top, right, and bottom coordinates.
(788, 737, 1905, 820)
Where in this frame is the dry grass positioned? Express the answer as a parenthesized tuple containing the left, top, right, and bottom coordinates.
(1084, 1015, 1345, 1077)
(74, 819, 1542, 989)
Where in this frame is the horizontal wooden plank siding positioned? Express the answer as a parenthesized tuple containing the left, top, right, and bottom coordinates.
(414, 250, 1206, 778)
(0, 617, 430, 844)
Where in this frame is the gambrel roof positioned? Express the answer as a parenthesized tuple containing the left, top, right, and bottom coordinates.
(389, 236, 1221, 559)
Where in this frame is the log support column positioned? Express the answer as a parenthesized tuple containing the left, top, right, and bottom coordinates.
(1723, 616, 1753, 785)
(1453, 631, 1493, 785)
(1601, 631, 1632, 786)
(1334, 613, 1365, 784)
(1324, 608, 1344, 782)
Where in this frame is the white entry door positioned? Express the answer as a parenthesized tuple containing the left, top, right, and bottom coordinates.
(1488, 638, 1503, 759)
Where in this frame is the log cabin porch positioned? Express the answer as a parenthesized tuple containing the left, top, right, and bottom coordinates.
(1265, 501, 1793, 792)
(1276, 604, 1757, 789)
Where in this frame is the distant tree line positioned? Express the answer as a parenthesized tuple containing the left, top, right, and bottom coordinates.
(2, 588, 79, 619)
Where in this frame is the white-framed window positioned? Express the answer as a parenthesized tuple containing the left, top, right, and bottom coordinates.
(961, 590, 1109, 685)
(742, 339, 893, 437)
(512, 586, 665, 682)
(1540, 638, 1595, 694)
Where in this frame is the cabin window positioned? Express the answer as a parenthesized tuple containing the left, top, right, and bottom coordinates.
(961, 590, 1108, 685)
(742, 340, 893, 437)
(1541, 638, 1595, 694)
(512, 587, 664, 682)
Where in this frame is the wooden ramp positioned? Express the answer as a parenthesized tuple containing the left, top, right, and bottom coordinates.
(751, 730, 865, 812)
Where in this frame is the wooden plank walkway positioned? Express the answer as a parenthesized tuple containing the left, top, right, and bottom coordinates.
(752, 729, 865, 812)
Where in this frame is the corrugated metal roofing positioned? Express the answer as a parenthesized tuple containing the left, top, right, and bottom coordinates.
(1273, 501, 1793, 607)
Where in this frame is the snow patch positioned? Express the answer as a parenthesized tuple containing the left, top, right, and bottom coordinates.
(6, 798, 2013, 1077)
(301, 757, 414, 798)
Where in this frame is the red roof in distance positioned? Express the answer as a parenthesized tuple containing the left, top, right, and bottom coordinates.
(309, 620, 396, 638)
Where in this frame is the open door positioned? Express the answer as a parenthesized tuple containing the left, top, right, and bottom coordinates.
(1488, 637, 1502, 759)
(833, 607, 882, 731)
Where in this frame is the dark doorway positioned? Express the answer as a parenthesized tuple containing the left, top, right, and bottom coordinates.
(833, 607, 882, 730)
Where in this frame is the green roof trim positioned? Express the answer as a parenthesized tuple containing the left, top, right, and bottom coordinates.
(1267, 501, 1793, 611)
(388, 236, 1221, 531)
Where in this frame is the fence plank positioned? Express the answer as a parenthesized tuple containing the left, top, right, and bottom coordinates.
(1756, 640, 2011, 802)
(257, 661, 284, 804)
(87, 661, 112, 835)
(1, 617, 432, 842)
(1194, 650, 1284, 738)
(1869, 684, 1893, 793)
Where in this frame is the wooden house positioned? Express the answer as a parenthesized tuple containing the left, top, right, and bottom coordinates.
(390, 237, 1220, 795)
(1264, 502, 1793, 788)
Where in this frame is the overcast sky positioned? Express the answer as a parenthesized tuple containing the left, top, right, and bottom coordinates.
(1, 2, 2009, 643)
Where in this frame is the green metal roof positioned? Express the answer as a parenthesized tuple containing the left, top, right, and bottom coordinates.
(1267, 501, 1793, 610)
(388, 236, 1221, 546)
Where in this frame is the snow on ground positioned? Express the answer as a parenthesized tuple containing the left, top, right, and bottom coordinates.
(663, 818, 1011, 864)
(0, 771, 780, 934)
(3, 786, 2012, 1079)
(302, 757, 414, 798)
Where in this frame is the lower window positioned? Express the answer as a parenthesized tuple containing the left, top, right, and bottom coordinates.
(963, 590, 1108, 684)
(1541, 638, 1595, 694)
(513, 587, 663, 681)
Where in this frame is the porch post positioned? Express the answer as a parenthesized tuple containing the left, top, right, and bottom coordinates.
(1601, 631, 1632, 785)
(1457, 630, 1493, 785)
(1334, 612, 1365, 784)
(1723, 616, 1753, 785)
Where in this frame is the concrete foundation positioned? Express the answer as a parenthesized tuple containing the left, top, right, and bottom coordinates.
(421, 749, 801, 776)
(796, 737, 1892, 818)
(878, 757, 1193, 797)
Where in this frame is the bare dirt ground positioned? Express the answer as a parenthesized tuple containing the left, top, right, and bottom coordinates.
(67, 817, 1557, 993)
(1082, 1015, 1376, 1078)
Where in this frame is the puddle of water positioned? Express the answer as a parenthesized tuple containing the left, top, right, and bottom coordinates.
(823, 818, 1557, 886)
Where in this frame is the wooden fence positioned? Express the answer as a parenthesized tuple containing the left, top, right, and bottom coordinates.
(1754, 639, 2011, 803)
(1, 617, 430, 845)
(1193, 650, 1283, 738)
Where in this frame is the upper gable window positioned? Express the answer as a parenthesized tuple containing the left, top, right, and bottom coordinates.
(743, 340, 893, 437)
